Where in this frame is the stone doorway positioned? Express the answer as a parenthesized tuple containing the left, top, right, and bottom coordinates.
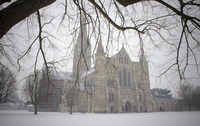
(125, 101, 131, 112)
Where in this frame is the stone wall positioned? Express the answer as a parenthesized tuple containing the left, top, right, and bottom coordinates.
(151, 99, 178, 112)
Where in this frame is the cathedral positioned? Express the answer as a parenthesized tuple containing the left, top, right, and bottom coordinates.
(59, 14, 154, 113)
(59, 15, 178, 113)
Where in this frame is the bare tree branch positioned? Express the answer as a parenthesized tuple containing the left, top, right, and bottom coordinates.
(0, 0, 56, 38)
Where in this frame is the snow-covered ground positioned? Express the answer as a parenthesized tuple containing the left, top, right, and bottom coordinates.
(0, 110, 200, 126)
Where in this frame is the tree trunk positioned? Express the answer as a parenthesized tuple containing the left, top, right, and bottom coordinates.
(70, 105, 72, 114)
(0, 0, 56, 39)
(34, 104, 38, 115)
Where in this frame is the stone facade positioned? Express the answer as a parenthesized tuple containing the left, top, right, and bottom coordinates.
(59, 15, 178, 113)
(60, 38, 155, 113)
(151, 99, 179, 112)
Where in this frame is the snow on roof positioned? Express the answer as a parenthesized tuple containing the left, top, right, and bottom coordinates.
(110, 52, 118, 58)
(50, 71, 75, 80)
(80, 67, 95, 78)
(66, 83, 93, 91)
(79, 83, 93, 90)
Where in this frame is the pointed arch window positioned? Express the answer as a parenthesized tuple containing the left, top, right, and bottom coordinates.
(109, 92, 114, 102)
(128, 72, 131, 87)
(109, 93, 111, 102)
(112, 93, 114, 101)
(123, 68, 127, 87)
(119, 71, 122, 86)
(140, 94, 142, 102)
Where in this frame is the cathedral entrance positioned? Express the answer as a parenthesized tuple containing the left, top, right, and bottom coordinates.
(125, 101, 131, 112)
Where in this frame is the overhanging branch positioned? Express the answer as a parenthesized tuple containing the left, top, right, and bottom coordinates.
(0, 0, 56, 39)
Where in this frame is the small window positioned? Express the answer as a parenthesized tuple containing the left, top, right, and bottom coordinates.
(108, 80, 115, 87)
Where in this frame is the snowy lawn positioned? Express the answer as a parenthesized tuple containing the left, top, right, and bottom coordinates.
(0, 110, 200, 126)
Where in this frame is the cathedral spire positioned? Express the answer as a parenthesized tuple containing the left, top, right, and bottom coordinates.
(77, 12, 87, 43)
(96, 37, 105, 54)
(139, 42, 147, 61)
(73, 12, 91, 77)
(95, 36, 106, 74)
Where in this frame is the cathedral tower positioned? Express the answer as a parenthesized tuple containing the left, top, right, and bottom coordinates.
(138, 46, 152, 112)
(95, 37, 106, 74)
(73, 13, 91, 78)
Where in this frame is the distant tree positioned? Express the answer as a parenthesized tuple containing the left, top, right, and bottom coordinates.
(151, 88, 172, 98)
(178, 84, 194, 111)
(192, 86, 200, 110)
(0, 64, 17, 104)
(63, 80, 81, 114)
(22, 70, 44, 114)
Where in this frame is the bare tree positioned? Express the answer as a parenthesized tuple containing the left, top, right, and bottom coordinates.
(63, 80, 81, 114)
(0, 0, 56, 38)
(22, 70, 44, 114)
(0, 63, 16, 103)
(178, 83, 194, 111)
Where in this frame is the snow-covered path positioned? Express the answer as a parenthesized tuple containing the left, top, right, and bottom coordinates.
(0, 110, 200, 126)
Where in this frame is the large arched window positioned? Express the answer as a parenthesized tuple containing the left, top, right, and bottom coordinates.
(128, 72, 131, 87)
(109, 92, 114, 102)
(140, 94, 142, 102)
(112, 93, 114, 101)
(119, 71, 122, 86)
(123, 68, 127, 87)
(109, 93, 111, 102)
